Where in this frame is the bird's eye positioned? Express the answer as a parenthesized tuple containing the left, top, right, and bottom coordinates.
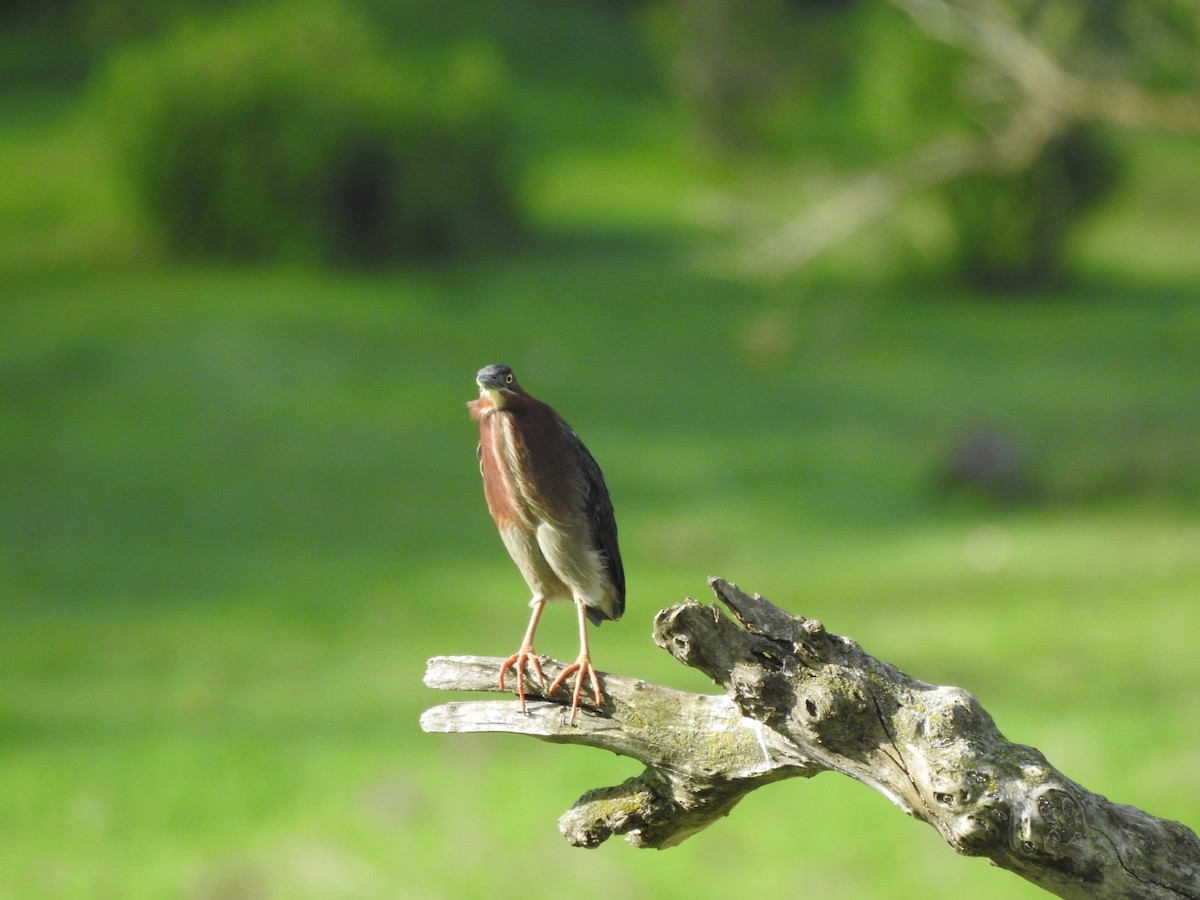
(504, 373, 514, 384)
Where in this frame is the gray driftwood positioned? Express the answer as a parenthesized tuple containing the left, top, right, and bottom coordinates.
(421, 577, 1200, 898)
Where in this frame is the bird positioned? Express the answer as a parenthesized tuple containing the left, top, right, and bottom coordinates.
(467, 363, 625, 722)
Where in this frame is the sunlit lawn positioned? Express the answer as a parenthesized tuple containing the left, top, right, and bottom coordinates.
(3, 35, 1200, 899)
(3, 241, 1200, 897)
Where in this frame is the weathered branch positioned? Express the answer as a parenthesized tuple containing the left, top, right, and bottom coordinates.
(422, 577, 1200, 898)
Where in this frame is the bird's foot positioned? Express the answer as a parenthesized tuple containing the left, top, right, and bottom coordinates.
(498, 645, 546, 712)
(547, 655, 604, 724)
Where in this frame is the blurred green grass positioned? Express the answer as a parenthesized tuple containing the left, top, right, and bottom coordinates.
(3, 18, 1200, 900)
(5, 254, 1200, 898)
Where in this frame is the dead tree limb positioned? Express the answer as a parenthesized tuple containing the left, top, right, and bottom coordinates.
(421, 577, 1200, 899)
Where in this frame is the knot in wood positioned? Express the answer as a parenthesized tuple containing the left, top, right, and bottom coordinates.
(1021, 786, 1086, 853)
(919, 687, 995, 747)
(653, 601, 726, 674)
(790, 670, 875, 749)
(926, 765, 1011, 854)
(729, 658, 795, 723)
(798, 617, 825, 639)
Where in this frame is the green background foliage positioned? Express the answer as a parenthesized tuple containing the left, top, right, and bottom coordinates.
(2, 2, 1199, 898)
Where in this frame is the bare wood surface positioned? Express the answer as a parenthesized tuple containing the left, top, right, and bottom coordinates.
(422, 577, 1200, 898)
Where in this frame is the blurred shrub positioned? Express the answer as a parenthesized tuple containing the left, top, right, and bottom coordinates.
(91, 2, 521, 266)
(940, 127, 1121, 289)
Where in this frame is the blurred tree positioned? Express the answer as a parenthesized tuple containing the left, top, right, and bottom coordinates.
(646, 0, 859, 158)
(0, 0, 77, 25)
(653, 0, 1200, 287)
(78, 0, 242, 48)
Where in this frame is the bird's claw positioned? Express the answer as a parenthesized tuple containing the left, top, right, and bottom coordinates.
(499, 646, 546, 712)
(547, 655, 604, 724)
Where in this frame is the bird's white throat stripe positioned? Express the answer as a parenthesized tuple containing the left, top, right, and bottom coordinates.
(481, 386, 507, 410)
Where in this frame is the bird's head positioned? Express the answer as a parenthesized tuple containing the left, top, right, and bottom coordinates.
(476, 363, 524, 409)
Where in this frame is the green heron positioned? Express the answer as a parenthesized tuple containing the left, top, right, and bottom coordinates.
(468, 364, 625, 722)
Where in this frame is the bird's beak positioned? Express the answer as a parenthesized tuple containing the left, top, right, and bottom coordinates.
(476, 375, 508, 407)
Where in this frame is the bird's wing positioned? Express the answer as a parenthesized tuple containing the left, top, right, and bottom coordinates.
(576, 436, 625, 617)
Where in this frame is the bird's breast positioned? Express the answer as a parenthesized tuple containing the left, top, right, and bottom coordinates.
(479, 412, 535, 528)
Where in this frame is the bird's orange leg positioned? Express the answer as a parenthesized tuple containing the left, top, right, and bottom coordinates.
(547, 598, 604, 723)
(499, 599, 547, 712)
